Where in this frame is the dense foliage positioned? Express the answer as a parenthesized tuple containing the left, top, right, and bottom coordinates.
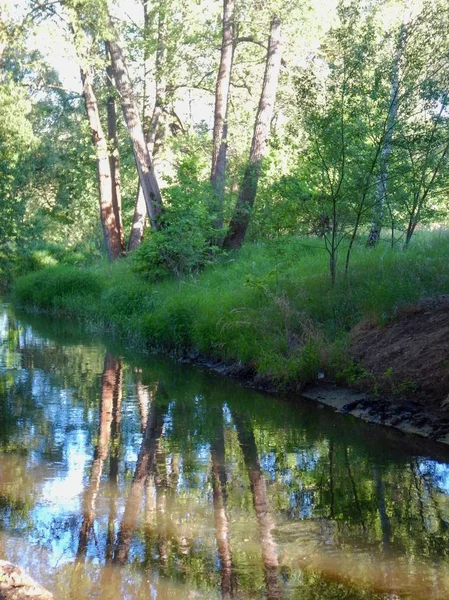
(0, 0, 448, 285)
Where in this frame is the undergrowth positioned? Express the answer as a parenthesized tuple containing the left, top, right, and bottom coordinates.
(12, 232, 449, 391)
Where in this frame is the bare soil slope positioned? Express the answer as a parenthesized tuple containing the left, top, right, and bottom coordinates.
(348, 295, 449, 440)
(351, 295, 449, 402)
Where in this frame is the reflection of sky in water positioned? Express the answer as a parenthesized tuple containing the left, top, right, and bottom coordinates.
(3, 306, 449, 600)
(419, 460, 449, 494)
(31, 430, 88, 567)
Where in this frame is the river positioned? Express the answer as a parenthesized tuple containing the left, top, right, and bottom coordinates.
(1, 303, 449, 599)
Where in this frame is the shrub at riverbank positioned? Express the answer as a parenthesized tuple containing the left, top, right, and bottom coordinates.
(13, 233, 449, 393)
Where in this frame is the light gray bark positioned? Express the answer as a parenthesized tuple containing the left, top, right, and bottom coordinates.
(129, 1, 167, 250)
(210, 0, 235, 231)
(108, 33, 163, 231)
(367, 24, 406, 246)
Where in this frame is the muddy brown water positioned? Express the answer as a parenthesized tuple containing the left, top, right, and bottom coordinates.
(1, 303, 449, 599)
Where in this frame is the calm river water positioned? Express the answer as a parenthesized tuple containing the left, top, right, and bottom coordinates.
(1, 303, 449, 599)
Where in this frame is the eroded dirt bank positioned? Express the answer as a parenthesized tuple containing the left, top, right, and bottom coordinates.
(304, 295, 449, 444)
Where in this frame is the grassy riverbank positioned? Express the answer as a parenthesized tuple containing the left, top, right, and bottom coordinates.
(13, 232, 449, 391)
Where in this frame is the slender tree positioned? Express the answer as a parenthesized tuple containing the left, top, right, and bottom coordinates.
(107, 28, 163, 231)
(367, 22, 406, 246)
(105, 41, 125, 252)
(129, 0, 168, 250)
(223, 17, 282, 250)
(210, 0, 235, 232)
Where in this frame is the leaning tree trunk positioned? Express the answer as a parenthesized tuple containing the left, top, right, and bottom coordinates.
(128, 0, 167, 250)
(105, 42, 125, 252)
(367, 24, 406, 246)
(210, 0, 235, 232)
(80, 68, 123, 260)
(108, 31, 163, 231)
(223, 17, 282, 250)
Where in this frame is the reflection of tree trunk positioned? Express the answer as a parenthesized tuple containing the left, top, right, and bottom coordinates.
(105, 361, 123, 562)
(155, 437, 169, 572)
(410, 461, 426, 531)
(329, 441, 335, 520)
(373, 465, 391, 548)
(137, 381, 152, 432)
(233, 412, 280, 600)
(211, 410, 233, 599)
(77, 354, 121, 559)
(223, 17, 282, 250)
(113, 401, 164, 564)
(344, 446, 365, 531)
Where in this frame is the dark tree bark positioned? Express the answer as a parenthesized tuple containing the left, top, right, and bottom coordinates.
(108, 31, 163, 231)
(210, 0, 235, 231)
(80, 67, 123, 260)
(233, 412, 280, 600)
(223, 17, 282, 250)
(105, 41, 125, 252)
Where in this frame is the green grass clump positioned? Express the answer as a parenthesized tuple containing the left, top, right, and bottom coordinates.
(13, 231, 449, 391)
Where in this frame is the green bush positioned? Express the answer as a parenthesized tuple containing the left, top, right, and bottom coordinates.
(133, 155, 219, 279)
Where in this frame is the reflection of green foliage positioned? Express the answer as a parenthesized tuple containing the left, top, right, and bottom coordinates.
(2, 304, 449, 599)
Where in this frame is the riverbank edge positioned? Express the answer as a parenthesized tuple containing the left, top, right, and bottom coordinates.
(11, 296, 449, 450)
(185, 355, 449, 448)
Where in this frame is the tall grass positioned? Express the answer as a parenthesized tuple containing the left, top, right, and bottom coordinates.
(13, 232, 449, 391)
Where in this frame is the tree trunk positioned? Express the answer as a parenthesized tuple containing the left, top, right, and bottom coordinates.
(367, 24, 405, 246)
(233, 412, 280, 600)
(108, 32, 163, 231)
(113, 400, 164, 564)
(210, 0, 235, 231)
(77, 354, 120, 558)
(146, 1, 167, 158)
(223, 17, 282, 250)
(80, 67, 123, 260)
(128, 1, 167, 250)
(128, 187, 147, 251)
(105, 41, 125, 252)
(211, 410, 234, 599)
(105, 360, 123, 562)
